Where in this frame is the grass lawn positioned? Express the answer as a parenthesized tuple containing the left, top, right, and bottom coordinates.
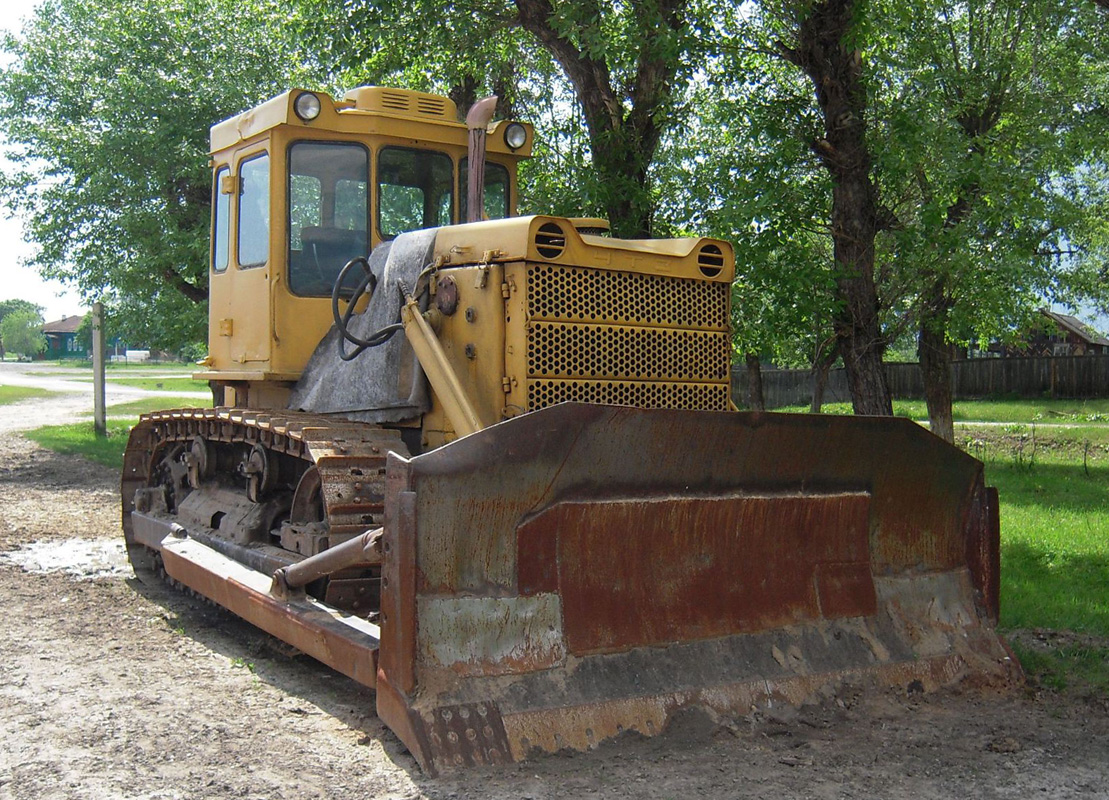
(71, 375, 210, 392)
(32, 360, 197, 372)
(24, 420, 133, 468)
(779, 397, 1109, 423)
(100, 397, 208, 416)
(0, 385, 58, 405)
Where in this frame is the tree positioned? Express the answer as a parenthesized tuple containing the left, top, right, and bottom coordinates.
(655, 30, 843, 400)
(687, 0, 1109, 422)
(0, 0, 315, 352)
(0, 309, 46, 359)
(296, 0, 720, 238)
(0, 299, 42, 358)
(771, 0, 896, 416)
(869, 0, 1109, 441)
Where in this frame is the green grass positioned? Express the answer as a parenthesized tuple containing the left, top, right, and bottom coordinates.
(0, 385, 58, 405)
(778, 397, 1109, 423)
(968, 424, 1109, 695)
(24, 420, 134, 468)
(71, 375, 209, 392)
(1008, 638, 1109, 695)
(99, 396, 208, 416)
(33, 361, 195, 372)
(104, 362, 195, 371)
(990, 461, 1109, 636)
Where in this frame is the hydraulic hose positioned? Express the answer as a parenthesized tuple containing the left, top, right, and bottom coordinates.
(331, 256, 404, 361)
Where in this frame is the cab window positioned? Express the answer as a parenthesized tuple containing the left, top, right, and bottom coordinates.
(377, 147, 453, 239)
(287, 141, 370, 296)
(460, 159, 510, 222)
(212, 165, 230, 273)
(238, 153, 270, 267)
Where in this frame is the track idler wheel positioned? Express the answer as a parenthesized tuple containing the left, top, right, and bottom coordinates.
(185, 435, 214, 490)
(243, 443, 278, 503)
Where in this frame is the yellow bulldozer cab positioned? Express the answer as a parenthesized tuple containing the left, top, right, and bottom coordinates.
(198, 87, 533, 395)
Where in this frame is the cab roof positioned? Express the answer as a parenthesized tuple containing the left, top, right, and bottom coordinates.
(209, 86, 534, 159)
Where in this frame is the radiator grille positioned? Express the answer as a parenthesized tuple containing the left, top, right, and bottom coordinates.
(525, 263, 731, 412)
(527, 263, 728, 329)
(528, 322, 730, 382)
(529, 379, 729, 411)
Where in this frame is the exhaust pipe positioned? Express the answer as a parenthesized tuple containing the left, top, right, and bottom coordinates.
(465, 95, 498, 223)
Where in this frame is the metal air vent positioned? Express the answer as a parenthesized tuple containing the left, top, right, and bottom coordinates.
(416, 97, 448, 116)
(379, 91, 411, 111)
(697, 244, 725, 278)
(535, 223, 567, 259)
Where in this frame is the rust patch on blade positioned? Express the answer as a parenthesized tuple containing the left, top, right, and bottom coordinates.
(517, 493, 875, 655)
(815, 562, 878, 619)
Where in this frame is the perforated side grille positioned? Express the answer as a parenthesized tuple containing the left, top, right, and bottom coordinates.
(523, 263, 731, 413)
(528, 263, 728, 330)
(529, 380, 729, 411)
(528, 322, 730, 381)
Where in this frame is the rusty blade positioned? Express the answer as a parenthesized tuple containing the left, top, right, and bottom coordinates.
(375, 403, 1012, 774)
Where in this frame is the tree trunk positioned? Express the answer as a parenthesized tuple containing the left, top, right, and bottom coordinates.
(810, 346, 836, 413)
(779, 0, 892, 417)
(919, 282, 955, 443)
(745, 352, 765, 411)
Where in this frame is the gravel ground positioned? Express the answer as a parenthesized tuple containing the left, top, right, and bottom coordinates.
(1, 363, 1108, 799)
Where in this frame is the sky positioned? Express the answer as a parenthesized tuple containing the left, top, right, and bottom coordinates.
(0, 0, 85, 323)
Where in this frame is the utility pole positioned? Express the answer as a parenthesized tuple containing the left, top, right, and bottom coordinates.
(92, 301, 106, 437)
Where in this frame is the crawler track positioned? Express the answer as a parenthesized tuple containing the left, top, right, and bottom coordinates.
(121, 407, 408, 611)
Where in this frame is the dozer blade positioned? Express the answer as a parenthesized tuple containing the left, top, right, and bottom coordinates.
(375, 403, 1017, 774)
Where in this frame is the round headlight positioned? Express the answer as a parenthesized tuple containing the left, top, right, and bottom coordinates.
(293, 92, 322, 122)
(504, 122, 527, 150)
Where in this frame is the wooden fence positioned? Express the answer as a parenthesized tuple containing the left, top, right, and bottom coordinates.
(732, 354, 1109, 409)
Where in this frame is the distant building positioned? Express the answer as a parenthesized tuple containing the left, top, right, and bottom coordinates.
(42, 314, 88, 359)
(971, 309, 1109, 358)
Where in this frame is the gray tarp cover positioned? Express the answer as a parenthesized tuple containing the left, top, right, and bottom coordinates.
(288, 229, 437, 422)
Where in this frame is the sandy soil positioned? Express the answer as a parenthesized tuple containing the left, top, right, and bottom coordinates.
(1, 365, 1108, 799)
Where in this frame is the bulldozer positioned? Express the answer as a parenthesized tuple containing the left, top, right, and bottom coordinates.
(122, 86, 1016, 774)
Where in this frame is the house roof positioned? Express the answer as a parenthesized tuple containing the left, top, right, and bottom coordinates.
(42, 314, 87, 334)
(1041, 309, 1109, 347)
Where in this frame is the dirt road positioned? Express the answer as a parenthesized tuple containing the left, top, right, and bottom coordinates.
(1, 370, 1107, 799)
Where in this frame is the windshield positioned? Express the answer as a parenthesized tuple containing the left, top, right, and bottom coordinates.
(287, 141, 370, 297)
(377, 146, 453, 239)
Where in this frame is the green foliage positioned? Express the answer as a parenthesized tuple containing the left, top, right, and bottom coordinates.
(294, 0, 722, 237)
(0, 298, 40, 324)
(0, 298, 42, 357)
(0, 308, 46, 357)
(0, 0, 316, 352)
(871, 0, 1109, 346)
